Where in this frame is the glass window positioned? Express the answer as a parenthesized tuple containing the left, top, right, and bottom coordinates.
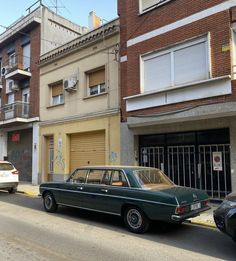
(9, 52, 16, 67)
(133, 168, 173, 189)
(142, 37, 209, 93)
(87, 169, 105, 184)
(0, 162, 14, 171)
(50, 81, 64, 106)
(140, 0, 172, 12)
(87, 68, 106, 96)
(111, 171, 128, 187)
(70, 169, 88, 183)
(23, 43, 30, 70)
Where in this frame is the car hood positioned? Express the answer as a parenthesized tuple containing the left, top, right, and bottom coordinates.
(159, 186, 208, 205)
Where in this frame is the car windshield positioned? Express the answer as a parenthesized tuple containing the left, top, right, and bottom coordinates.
(0, 163, 14, 171)
(133, 168, 174, 190)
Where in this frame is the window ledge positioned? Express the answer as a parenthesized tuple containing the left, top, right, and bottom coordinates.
(83, 92, 108, 100)
(47, 103, 65, 109)
(124, 75, 231, 100)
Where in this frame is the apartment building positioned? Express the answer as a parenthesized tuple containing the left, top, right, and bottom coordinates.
(0, 2, 86, 184)
(38, 18, 120, 182)
(119, 0, 236, 199)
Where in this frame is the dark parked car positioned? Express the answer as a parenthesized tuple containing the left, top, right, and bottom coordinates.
(214, 192, 236, 242)
(40, 166, 210, 233)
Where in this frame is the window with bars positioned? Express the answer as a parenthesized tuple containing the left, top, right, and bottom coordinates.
(87, 68, 106, 96)
(50, 81, 64, 106)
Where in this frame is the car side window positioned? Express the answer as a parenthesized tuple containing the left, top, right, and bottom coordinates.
(111, 171, 128, 187)
(70, 169, 88, 183)
(87, 170, 106, 184)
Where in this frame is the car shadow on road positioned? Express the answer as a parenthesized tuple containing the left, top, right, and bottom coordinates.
(1, 191, 235, 260)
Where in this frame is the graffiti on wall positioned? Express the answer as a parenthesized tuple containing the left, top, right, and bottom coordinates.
(110, 151, 118, 164)
(55, 149, 65, 171)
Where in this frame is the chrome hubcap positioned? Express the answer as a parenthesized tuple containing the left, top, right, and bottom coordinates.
(127, 209, 142, 229)
(45, 195, 52, 209)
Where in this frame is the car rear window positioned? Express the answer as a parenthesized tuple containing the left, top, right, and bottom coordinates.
(0, 163, 14, 171)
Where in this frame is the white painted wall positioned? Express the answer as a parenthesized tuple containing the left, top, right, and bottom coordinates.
(32, 123, 39, 184)
(0, 132, 7, 160)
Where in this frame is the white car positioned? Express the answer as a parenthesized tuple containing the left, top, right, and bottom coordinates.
(0, 161, 19, 194)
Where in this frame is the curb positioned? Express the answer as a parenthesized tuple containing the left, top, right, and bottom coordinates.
(189, 219, 217, 228)
(17, 190, 39, 197)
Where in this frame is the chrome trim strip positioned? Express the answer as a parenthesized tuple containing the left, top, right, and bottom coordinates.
(40, 186, 177, 207)
(58, 203, 121, 216)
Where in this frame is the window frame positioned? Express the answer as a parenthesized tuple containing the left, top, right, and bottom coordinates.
(49, 81, 64, 106)
(140, 36, 210, 94)
(8, 52, 16, 67)
(139, 0, 173, 14)
(86, 67, 106, 97)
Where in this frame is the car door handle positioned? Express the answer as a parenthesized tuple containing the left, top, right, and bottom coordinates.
(101, 189, 108, 193)
(77, 187, 83, 190)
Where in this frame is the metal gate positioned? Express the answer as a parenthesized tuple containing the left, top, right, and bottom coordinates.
(140, 147, 164, 171)
(140, 144, 231, 199)
(167, 146, 196, 188)
(198, 144, 231, 199)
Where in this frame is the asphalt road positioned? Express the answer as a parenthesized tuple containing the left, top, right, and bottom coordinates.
(0, 191, 235, 261)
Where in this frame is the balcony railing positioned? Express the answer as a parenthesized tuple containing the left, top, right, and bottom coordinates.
(3, 54, 31, 81)
(0, 101, 30, 121)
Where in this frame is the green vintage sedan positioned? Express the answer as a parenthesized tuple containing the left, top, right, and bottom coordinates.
(40, 166, 210, 233)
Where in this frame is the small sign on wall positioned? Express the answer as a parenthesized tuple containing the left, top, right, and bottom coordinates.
(12, 133, 20, 142)
(213, 152, 223, 171)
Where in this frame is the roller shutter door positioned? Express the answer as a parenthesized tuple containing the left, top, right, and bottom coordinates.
(70, 131, 105, 172)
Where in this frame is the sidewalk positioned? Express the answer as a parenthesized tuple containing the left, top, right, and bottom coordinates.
(16, 182, 218, 228)
(17, 182, 40, 197)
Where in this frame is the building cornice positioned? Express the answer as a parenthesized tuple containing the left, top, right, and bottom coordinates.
(39, 18, 119, 66)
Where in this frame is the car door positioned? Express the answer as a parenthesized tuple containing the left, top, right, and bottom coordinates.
(58, 169, 88, 207)
(82, 169, 129, 215)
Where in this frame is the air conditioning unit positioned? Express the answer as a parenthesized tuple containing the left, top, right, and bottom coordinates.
(1, 66, 9, 77)
(63, 76, 77, 92)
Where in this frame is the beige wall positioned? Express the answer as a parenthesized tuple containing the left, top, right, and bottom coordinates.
(39, 114, 121, 182)
(40, 34, 119, 121)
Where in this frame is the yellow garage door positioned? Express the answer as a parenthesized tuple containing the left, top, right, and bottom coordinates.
(70, 131, 105, 172)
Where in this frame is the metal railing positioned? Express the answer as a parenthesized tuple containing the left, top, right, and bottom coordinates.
(0, 101, 30, 121)
(4, 54, 31, 73)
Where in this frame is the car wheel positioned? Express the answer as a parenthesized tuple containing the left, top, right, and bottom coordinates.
(8, 187, 16, 194)
(43, 192, 58, 213)
(124, 206, 150, 234)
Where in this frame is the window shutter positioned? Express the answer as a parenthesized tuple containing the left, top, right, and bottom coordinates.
(51, 83, 63, 97)
(144, 53, 171, 92)
(89, 69, 105, 87)
(174, 42, 207, 85)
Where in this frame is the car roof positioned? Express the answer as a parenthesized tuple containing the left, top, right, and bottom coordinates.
(0, 161, 12, 164)
(75, 165, 157, 171)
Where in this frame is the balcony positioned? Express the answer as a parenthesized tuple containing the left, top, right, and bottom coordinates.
(4, 55, 31, 81)
(0, 101, 31, 125)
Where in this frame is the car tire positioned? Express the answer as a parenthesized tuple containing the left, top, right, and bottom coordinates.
(124, 206, 150, 234)
(8, 187, 16, 194)
(43, 192, 58, 213)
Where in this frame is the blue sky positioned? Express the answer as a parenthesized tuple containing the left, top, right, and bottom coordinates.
(0, 0, 118, 33)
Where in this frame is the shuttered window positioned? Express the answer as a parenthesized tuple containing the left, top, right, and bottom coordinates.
(87, 68, 106, 96)
(142, 37, 209, 93)
(140, 0, 172, 12)
(50, 81, 64, 105)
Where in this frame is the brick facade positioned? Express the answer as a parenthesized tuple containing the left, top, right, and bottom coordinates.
(119, 0, 234, 121)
